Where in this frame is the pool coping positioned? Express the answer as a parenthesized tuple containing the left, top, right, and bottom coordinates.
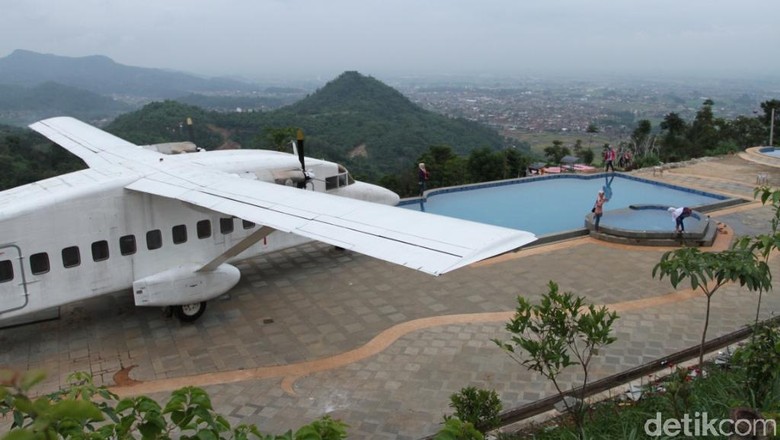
(742, 146, 780, 169)
(584, 205, 716, 246)
(406, 172, 735, 202)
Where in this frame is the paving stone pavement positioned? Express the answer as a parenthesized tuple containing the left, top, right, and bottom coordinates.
(2, 154, 780, 438)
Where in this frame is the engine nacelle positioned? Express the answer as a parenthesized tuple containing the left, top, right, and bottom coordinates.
(132, 263, 240, 307)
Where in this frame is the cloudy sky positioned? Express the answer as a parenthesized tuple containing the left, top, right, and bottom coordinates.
(3, 0, 779, 81)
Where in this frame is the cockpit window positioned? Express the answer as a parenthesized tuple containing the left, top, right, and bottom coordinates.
(326, 164, 355, 190)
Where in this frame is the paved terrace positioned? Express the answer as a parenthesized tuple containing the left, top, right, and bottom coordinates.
(1, 153, 779, 439)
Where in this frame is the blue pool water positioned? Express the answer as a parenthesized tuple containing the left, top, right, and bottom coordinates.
(400, 174, 727, 236)
(759, 147, 780, 158)
(604, 207, 704, 231)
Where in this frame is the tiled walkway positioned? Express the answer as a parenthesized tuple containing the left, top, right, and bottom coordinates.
(1, 154, 779, 439)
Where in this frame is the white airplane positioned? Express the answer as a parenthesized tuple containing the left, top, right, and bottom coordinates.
(0, 117, 536, 325)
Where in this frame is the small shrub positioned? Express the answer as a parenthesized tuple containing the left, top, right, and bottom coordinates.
(445, 386, 502, 433)
(435, 417, 484, 440)
(633, 153, 661, 168)
(0, 370, 349, 440)
(731, 324, 780, 409)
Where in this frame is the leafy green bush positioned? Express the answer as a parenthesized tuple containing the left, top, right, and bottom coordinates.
(708, 141, 740, 156)
(435, 418, 484, 440)
(731, 324, 780, 409)
(444, 386, 502, 433)
(633, 153, 661, 169)
(0, 370, 348, 440)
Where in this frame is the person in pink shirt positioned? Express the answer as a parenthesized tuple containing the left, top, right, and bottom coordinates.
(604, 145, 616, 172)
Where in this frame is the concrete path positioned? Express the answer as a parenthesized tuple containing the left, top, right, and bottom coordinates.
(1, 154, 779, 439)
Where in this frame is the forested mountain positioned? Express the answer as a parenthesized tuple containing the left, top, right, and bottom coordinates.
(0, 82, 131, 125)
(0, 70, 508, 191)
(107, 71, 505, 180)
(0, 123, 85, 190)
(0, 50, 257, 98)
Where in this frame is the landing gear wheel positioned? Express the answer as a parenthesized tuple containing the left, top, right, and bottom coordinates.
(174, 301, 207, 323)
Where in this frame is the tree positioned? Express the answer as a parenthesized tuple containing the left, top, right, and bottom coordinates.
(492, 281, 619, 439)
(659, 112, 690, 161)
(733, 186, 780, 324)
(418, 145, 470, 189)
(630, 119, 652, 149)
(759, 99, 780, 146)
(721, 116, 767, 149)
(570, 140, 594, 166)
(467, 148, 504, 182)
(687, 99, 719, 157)
(502, 147, 528, 179)
(759, 99, 780, 126)
(263, 127, 298, 151)
(652, 247, 771, 370)
(586, 123, 599, 149)
(542, 140, 570, 164)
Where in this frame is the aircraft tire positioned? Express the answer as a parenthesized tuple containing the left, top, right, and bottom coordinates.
(174, 301, 207, 322)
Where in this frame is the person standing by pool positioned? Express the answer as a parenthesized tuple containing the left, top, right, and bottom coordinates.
(592, 189, 607, 232)
(668, 206, 692, 233)
(604, 145, 616, 172)
(418, 163, 429, 196)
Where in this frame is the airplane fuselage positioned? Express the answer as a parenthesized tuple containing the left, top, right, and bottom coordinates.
(0, 149, 398, 324)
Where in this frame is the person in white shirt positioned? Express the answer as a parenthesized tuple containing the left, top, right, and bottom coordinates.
(668, 206, 692, 233)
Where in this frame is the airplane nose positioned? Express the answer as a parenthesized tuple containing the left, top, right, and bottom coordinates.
(369, 184, 401, 206)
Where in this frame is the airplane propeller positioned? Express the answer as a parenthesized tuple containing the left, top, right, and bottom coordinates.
(295, 128, 311, 189)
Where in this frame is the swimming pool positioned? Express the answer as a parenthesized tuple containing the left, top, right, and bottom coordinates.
(399, 174, 730, 236)
(759, 146, 780, 158)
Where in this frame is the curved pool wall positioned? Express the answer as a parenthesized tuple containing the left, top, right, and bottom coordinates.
(585, 205, 717, 247)
(758, 146, 780, 159)
(400, 173, 744, 246)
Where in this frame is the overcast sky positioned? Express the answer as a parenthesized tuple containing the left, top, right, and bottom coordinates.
(3, 0, 779, 82)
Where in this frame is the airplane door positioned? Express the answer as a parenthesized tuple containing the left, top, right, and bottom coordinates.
(0, 245, 28, 313)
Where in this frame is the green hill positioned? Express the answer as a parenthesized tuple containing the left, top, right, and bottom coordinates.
(0, 82, 132, 126)
(107, 71, 505, 181)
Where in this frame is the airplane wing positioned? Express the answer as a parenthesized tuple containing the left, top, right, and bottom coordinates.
(30, 117, 161, 170)
(30, 117, 536, 275)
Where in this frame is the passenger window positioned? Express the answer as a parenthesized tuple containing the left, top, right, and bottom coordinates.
(172, 224, 187, 244)
(120, 235, 136, 256)
(91, 240, 109, 262)
(220, 218, 234, 234)
(0, 260, 13, 282)
(242, 220, 255, 229)
(62, 246, 80, 268)
(197, 220, 212, 239)
(146, 230, 162, 250)
(30, 253, 50, 275)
